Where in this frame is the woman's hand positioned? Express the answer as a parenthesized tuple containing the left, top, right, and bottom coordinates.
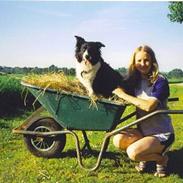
(113, 87, 158, 112)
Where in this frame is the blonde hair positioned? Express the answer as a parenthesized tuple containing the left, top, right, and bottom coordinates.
(128, 45, 159, 85)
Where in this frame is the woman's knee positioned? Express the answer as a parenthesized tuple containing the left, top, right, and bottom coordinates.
(113, 132, 134, 150)
(113, 129, 142, 150)
(126, 145, 141, 161)
(113, 133, 123, 149)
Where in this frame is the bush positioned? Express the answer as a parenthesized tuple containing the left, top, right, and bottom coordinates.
(0, 75, 39, 116)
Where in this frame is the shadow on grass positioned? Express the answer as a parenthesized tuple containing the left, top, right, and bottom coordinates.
(0, 120, 11, 129)
(62, 148, 125, 157)
(0, 111, 25, 130)
(53, 148, 128, 168)
(0, 109, 26, 119)
(0, 105, 41, 119)
(51, 147, 183, 176)
(168, 148, 183, 178)
(126, 148, 183, 177)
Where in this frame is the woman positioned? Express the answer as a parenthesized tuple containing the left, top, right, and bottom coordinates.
(113, 45, 174, 177)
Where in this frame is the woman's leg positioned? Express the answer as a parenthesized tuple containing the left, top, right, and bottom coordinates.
(113, 128, 143, 150)
(126, 136, 167, 164)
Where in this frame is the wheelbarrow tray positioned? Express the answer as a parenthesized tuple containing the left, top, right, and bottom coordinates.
(22, 82, 126, 131)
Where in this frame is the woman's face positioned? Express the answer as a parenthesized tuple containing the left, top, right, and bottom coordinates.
(135, 51, 152, 76)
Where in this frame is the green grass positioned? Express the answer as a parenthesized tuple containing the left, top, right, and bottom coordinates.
(0, 85, 183, 183)
(168, 78, 183, 84)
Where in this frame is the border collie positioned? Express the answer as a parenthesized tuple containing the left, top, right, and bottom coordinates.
(75, 36, 129, 98)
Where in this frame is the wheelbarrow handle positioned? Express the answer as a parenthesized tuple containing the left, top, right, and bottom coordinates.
(110, 109, 183, 137)
(168, 97, 179, 102)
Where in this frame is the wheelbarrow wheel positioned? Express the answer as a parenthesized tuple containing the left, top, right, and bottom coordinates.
(23, 117, 66, 158)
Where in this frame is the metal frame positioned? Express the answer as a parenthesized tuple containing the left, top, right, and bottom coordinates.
(13, 108, 183, 171)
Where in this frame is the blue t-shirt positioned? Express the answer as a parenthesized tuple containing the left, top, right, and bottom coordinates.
(151, 75, 170, 104)
(135, 75, 174, 136)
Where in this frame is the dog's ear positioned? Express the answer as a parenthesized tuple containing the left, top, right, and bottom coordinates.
(96, 42, 105, 48)
(75, 36, 85, 46)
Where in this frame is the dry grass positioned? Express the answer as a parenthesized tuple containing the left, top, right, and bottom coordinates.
(22, 72, 127, 105)
(22, 72, 87, 95)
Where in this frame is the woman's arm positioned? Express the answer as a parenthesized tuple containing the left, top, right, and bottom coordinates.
(113, 88, 159, 112)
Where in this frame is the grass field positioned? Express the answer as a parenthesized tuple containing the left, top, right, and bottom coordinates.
(0, 84, 183, 183)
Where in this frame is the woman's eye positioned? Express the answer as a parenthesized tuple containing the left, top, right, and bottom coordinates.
(144, 59, 150, 64)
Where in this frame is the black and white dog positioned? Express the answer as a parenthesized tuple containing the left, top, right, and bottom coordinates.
(75, 36, 130, 98)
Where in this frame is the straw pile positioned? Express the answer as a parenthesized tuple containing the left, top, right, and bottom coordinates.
(22, 72, 87, 95)
(22, 72, 127, 105)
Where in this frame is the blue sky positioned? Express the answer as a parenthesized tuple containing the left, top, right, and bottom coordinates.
(0, 1, 182, 72)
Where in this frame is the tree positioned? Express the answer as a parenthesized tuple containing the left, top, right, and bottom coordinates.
(168, 68, 183, 78)
(117, 67, 127, 75)
(48, 64, 58, 72)
(167, 2, 183, 24)
(68, 68, 76, 75)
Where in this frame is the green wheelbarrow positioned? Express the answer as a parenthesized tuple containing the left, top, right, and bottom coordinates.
(13, 82, 183, 171)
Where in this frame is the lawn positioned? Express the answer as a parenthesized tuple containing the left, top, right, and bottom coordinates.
(0, 85, 183, 183)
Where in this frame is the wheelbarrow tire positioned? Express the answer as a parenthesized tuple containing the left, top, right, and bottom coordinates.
(23, 117, 66, 158)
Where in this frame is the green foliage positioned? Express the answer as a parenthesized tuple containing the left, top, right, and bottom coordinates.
(0, 75, 22, 115)
(168, 69, 183, 78)
(2, 65, 183, 79)
(168, 2, 183, 24)
(0, 65, 76, 75)
(116, 67, 127, 76)
(0, 85, 183, 182)
(0, 75, 39, 116)
(0, 75, 21, 94)
(161, 68, 183, 81)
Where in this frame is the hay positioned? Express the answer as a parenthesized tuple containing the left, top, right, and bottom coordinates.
(22, 72, 127, 106)
(22, 72, 87, 95)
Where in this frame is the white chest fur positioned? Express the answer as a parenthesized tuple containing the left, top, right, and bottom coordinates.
(76, 61, 101, 96)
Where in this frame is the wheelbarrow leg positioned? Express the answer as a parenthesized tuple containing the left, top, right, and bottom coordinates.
(103, 137, 110, 152)
(81, 131, 93, 154)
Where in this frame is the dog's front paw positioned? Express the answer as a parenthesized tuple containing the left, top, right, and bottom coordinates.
(89, 94, 98, 101)
(89, 94, 99, 109)
(88, 88, 94, 97)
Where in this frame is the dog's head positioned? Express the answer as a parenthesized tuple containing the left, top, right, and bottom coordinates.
(75, 36, 105, 65)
